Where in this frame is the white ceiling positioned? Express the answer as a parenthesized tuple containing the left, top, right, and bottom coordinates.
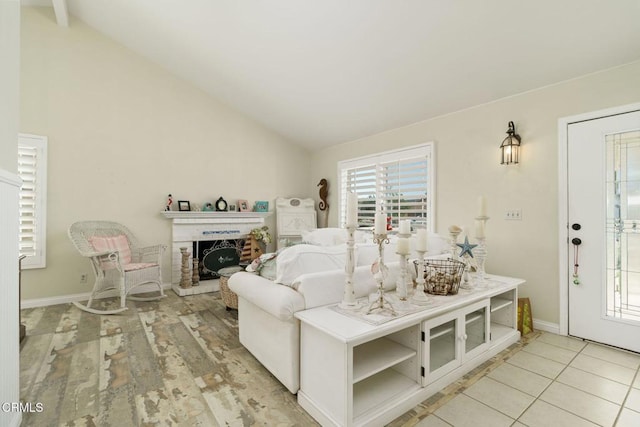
(24, 1, 640, 149)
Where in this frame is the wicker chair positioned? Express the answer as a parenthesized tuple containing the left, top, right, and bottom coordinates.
(68, 220, 166, 314)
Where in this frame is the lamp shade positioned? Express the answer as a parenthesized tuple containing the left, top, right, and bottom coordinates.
(500, 121, 521, 165)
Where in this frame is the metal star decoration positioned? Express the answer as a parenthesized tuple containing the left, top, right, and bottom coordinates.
(457, 236, 478, 258)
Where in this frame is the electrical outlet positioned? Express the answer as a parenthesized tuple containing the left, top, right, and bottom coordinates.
(504, 209, 522, 220)
(80, 273, 88, 283)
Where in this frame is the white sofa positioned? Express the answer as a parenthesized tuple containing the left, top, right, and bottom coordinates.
(228, 229, 450, 394)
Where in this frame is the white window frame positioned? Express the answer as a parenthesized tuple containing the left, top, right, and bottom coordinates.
(338, 142, 436, 232)
(18, 133, 47, 269)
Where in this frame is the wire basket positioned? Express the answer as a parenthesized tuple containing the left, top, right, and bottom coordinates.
(414, 258, 465, 295)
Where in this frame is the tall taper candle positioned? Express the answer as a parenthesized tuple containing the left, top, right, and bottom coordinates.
(346, 192, 358, 227)
(375, 212, 387, 235)
(415, 229, 428, 252)
(478, 196, 487, 217)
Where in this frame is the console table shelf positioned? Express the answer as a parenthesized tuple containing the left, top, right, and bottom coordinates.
(353, 338, 416, 383)
(296, 275, 524, 427)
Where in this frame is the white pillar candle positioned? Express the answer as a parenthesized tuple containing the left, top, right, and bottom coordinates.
(399, 219, 411, 234)
(346, 192, 358, 227)
(478, 196, 487, 217)
(475, 219, 485, 239)
(375, 212, 387, 235)
(415, 229, 428, 252)
(396, 237, 410, 255)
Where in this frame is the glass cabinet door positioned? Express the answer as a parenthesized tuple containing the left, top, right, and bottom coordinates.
(423, 313, 460, 384)
(464, 304, 490, 360)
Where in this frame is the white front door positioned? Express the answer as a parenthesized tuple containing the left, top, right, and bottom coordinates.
(567, 109, 640, 352)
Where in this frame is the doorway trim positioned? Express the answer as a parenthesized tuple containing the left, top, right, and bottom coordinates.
(558, 102, 640, 337)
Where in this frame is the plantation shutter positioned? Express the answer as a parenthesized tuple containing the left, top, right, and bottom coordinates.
(18, 134, 47, 269)
(339, 143, 434, 231)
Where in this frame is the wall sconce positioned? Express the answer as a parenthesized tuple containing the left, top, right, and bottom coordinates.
(500, 121, 521, 165)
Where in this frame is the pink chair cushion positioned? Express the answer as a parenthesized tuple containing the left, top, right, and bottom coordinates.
(89, 235, 133, 269)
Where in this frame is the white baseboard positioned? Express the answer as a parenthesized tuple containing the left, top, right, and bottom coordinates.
(21, 282, 174, 309)
(533, 318, 560, 335)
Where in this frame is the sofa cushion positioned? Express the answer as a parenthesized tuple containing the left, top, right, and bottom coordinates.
(275, 244, 346, 286)
(246, 252, 278, 280)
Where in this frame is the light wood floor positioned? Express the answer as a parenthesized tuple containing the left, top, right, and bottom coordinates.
(19, 290, 535, 426)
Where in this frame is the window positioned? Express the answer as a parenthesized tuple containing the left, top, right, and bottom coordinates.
(18, 134, 47, 269)
(338, 143, 435, 231)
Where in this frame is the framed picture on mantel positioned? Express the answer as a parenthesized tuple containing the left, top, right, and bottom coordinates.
(238, 200, 249, 212)
(255, 201, 269, 212)
(178, 200, 191, 211)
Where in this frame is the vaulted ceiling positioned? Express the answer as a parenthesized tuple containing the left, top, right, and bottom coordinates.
(22, 0, 640, 149)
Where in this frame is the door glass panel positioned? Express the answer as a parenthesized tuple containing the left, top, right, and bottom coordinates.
(606, 131, 640, 323)
(465, 308, 486, 354)
(429, 319, 456, 372)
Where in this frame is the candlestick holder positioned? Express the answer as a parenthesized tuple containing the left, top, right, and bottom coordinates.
(459, 253, 474, 290)
(366, 233, 396, 316)
(339, 225, 359, 309)
(412, 249, 431, 305)
(474, 216, 489, 287)
(395, 232, 411, 302)
(448, 226, 462, 260)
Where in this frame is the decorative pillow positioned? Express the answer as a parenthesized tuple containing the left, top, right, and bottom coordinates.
(275, 244, 346, 286)
(88, 235, 132, 269)
(246, 252, 278, 281)
(301, 228, 347, 246)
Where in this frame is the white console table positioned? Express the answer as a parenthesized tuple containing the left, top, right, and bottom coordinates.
(295, 275, 524, 427)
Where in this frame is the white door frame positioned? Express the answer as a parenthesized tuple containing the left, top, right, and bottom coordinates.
(558, 102, 640, 336)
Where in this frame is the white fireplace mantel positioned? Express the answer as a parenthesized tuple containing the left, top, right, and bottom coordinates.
(161, 211, 271, 221)
(162, 210, 272, 296)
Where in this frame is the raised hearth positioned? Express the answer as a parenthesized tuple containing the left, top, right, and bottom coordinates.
(162, 211, 271, 296)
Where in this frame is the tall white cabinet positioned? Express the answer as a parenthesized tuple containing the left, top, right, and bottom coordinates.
(296, 276, 523, 427)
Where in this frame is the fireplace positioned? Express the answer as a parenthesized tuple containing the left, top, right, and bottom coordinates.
(193, 238, 244, 280)
(162, 211, 271, 296)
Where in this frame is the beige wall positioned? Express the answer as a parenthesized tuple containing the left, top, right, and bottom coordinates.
(20, 7, 311, 300)
(0, 0, 19, 172)
(310, 61, 640, 326)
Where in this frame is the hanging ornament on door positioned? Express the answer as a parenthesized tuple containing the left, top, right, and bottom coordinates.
(572, 237, 582, 285)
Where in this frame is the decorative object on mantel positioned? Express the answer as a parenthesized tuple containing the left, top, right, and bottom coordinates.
(165, 194, 173, 211)
(318, 178, 329, 228)
(254, 200, 269, 212)
(192, 258, 200, 285)
(178, 200, 191, 211)
(366, 210, 396, 316)
(179, 247, 192, 288)
(215, 197, 228, 211)
(202, 202, 214, 211)
(500, 120, 522, 165)
(238, 199, 249, 212)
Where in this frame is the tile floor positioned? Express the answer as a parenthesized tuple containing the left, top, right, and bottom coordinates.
(418, 332, 640, 427)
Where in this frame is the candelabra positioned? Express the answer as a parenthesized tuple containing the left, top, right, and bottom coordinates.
(474, 215, 489, 287)
(339, 225, 359, 309)
(366, 233, 396, 316)
(412, 248, 431, 305)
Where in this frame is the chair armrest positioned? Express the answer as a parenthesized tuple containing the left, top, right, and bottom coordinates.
(131, 244, 166, 264)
